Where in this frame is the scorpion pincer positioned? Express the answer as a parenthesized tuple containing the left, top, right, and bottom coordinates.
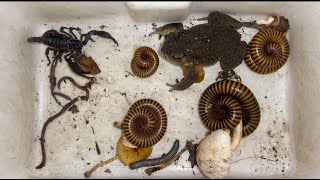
(27, 26, 118, 77)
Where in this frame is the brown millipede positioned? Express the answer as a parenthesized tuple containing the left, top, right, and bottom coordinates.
(129, 139, 179, 169)
(131, 46, 159, 78)
(122, 99, 167, 148)
(198, 80, 260, 137)
(244, 28, 290, 74)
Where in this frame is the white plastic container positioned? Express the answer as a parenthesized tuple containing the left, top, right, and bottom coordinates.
(0, 2, 319, 178)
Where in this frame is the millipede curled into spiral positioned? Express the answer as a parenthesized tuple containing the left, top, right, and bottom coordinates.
(123, 99, 167, 148)
(198, 80, 260, 137)
(131, 46, 159, 78)
(244, 28, 290, 74)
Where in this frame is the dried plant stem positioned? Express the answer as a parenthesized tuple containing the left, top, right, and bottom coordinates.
(36, 97, 79, 169)
(36, 75, 93, 169)
(84, 155, 119, 178)
(52, 92, 71, 100)
(49, 58, 63, 106)
(49, 57, 72, 106)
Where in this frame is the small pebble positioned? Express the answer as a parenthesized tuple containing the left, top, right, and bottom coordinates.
(107, 76, 115, 84)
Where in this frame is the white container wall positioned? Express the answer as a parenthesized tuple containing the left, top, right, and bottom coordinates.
(0, 2, 319, 178)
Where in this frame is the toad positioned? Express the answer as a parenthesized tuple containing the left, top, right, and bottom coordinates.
(149, 12, 247, 91)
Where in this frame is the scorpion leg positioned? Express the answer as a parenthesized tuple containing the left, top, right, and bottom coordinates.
(81, 30, 118, 46)
(69, 27, 81, 40)
(60, 27, 82, 40)
(45, 47, 59, 66)
(59, 27, 73, 38)
(53, 51, 64, 62)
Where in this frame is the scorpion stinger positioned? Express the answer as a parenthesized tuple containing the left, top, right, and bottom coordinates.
(81, 30, 119, 46)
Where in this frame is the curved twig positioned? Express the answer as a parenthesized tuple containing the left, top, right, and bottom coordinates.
(36, 97, 79, 169)
(84, 155, 119, 178)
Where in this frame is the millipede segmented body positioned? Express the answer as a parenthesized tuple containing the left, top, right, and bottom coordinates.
(123, 99, 167, 148)
(131, 46, 159, 78)
(198, 80, 260, 137)
(244, 28, 290, 74)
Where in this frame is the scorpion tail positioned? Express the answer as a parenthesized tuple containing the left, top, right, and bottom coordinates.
(27, 37, 43, 43)
(86, 30, 118, 46)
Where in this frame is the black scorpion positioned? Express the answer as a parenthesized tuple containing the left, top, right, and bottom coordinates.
(27, 26, 118, 77)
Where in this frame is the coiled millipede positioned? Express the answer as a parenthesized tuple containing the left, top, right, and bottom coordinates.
(131, 46, 159, 78)
(198, 80, 260, 137)
(123, 99, 167, 148)
(244, 28, 290, 74)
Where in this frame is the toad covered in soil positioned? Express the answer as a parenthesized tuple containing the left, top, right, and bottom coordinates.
(150, 12, 247, 91)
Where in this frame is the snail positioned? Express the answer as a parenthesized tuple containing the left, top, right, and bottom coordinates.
(196, 129, 233, 179)
(131, 46, 159, 78)
(198, 79, 260, 137)
(244, 28, 290, 74)
(122, 99, 167, 148)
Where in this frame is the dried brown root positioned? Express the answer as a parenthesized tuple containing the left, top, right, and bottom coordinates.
(49, 57, 73, 106)
(84, 155, 119, 178)
(57, 76, 91, 101)
(36, 97, 80, 169)
(145, 141, 192, 176)
(49, 58, 64, 106)
(52, 92, 72, 101)
(36, 75, 93, 169)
